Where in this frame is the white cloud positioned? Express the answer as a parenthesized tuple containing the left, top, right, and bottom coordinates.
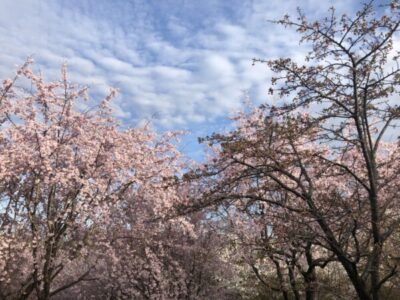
(200, 54, 236, 82)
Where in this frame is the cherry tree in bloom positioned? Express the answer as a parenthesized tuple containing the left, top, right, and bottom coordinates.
(0, 60, 191, 300)
(185, 2, 400, 299)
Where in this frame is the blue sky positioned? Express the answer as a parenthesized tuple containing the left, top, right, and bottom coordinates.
(0, 0, 358, 160)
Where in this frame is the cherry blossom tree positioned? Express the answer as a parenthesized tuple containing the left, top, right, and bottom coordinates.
(0, 61, 187, 299)
(185, 1, 400, 299)
(0, 61, 239, 300)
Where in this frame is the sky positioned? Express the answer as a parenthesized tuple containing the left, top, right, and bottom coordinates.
(0, 0, 360, 160)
